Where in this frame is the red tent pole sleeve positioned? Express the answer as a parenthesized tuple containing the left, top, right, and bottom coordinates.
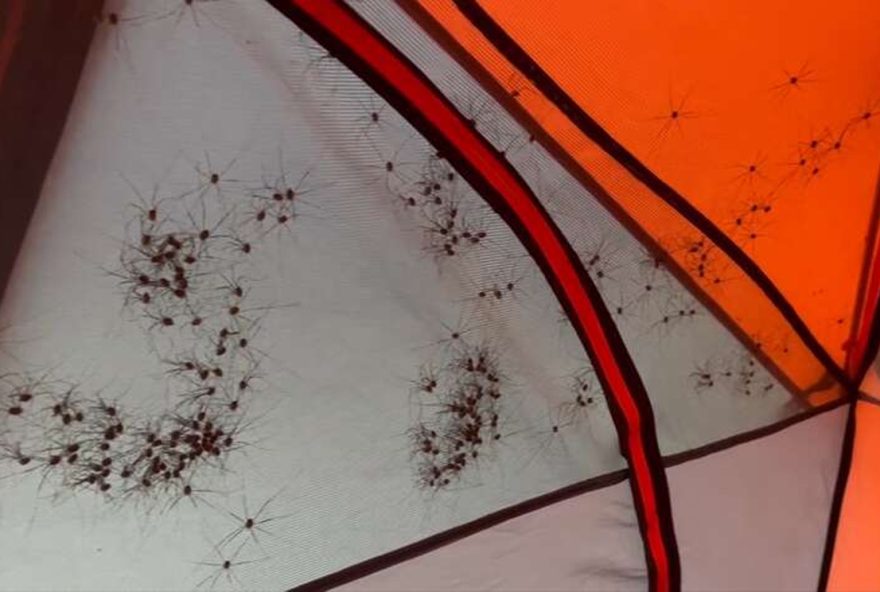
(264, 1, 681, 590)
(847, 175, 880, 382)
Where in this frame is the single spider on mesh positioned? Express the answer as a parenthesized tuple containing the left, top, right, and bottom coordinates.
(216, 489, 292, 553)
(461, 264, 533, 310)
(352, 93, 399, 141)
(647, 88, 700, 149)
(556, 367, 602, 428)
(194, 539, 260, 590)
(140, 0, 229, 34)
(770, 63, 817, 99)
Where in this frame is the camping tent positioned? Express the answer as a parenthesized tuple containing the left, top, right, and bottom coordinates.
(0, 1, 877, 590)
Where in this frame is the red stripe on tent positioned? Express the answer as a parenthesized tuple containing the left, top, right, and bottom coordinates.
(266, 1, 679, 590)
(848, 178, 880, 381)
(850, 248, 880, 378)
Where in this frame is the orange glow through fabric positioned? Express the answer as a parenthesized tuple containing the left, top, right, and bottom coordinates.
(414, 0, 880, 403)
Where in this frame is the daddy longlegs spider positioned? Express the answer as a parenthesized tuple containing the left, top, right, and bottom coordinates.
(180, 151, 249, 202)
(449, 92, 506, 146)
(212, 269, 254, 304)
(579, 235, 624, 291)
(121, 175, 173, 235)
(461, 264, 533, 310)
(416, 310, 486, 358)
(194, 539, 259, 590)
(216, 488, 292, 553)
(1, 370, 55, 419)
(220, 232, 254, 259)
(410, 363, 442, 401)
(729, 152, 772, 192)
(603, 289, 637, 329)
(799, 127, 833, 164)
(543, 366, 604, 436)
(689, 356, 738, 395)
(0, 441, 40, 477)
(513, 408, 582, 474)
(669, 233, 731, 287)
(420, 205, 490, 261)
(644, 292, 699, 339)
(44, 383, 87, 429)
(163, 477, 222, 513)
(144, 0, 228, 35)
(775, 143, 822, 191)
(353, 93, 398, 142)
(623, 258, 675, 315)
(770, 63, 817, 99)
(246, 167, 330, 241)
(366, 135, 425, 197)
(849, 97, 880, 130)
(724, 194, 776, 248)
(648, 88, 699, 150)
(95, 6, 156, 70)
(180, 195, 236, 259)
(636, 244, 670, 276)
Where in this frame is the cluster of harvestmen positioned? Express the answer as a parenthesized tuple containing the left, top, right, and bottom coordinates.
(347, 89, 544, 489)
(373, 137, 492, 261)
(408, 340, 508, 491)
(690, 351, 775, 398)
(349, 85, 617, 488)
(0, 148, 310, 587)
(567, 223, 778, 402)
(119, 159, 307, 585)
(567, 231, 704, 340)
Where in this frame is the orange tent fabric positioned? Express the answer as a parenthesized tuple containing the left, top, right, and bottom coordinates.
(410, 0, 880, 403)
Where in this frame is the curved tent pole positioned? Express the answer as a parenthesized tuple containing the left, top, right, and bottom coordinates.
(264, 1, 680, 590)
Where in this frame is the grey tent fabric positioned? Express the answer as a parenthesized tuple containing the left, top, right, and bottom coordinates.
(669, 406, 846, 591)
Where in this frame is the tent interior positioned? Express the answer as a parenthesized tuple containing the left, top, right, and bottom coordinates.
(0, 1, 878, 590)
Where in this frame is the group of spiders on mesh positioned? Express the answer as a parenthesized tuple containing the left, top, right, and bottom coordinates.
(690, 351, 776, 399)
(644, 72, 878, 252)
(0, 147, 320, 588)
(349, 94, 617, 490)
(407, 337, 508, 492)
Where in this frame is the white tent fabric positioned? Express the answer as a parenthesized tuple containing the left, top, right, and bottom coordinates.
(340, 480, 646, 591)
(340, 407, 845, 591)
(669, 406, 846, 591)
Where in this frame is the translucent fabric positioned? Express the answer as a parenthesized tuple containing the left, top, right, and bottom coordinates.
(0, 1, 867, 591)
(351, 0, 843, 459)
(412, 0, 880, 398)
(0, 1, 638, 589)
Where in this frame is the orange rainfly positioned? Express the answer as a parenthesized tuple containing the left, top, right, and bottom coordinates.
(828, 399, 880, 591)
(414, 0, 880, 403)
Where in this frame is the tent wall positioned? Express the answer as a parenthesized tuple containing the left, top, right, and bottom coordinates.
(408, 0, 880, 400)
(669, 406, 846, 590)
(828, 363, 880, 590)
(336, 480, 646, 591)
(0, 1, 875, 591)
